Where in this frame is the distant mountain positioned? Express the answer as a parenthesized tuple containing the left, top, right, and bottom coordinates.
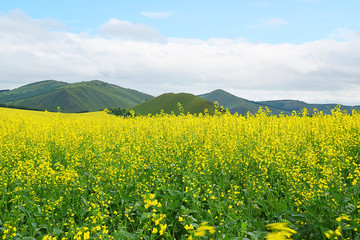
(198, 89, 287, 115)
(258, 100, 360, 115)
(199, 89, 360, 115)
(1, 81, 359, 115)
(132, 93, 215, 115)
(0, 80, 153, 113)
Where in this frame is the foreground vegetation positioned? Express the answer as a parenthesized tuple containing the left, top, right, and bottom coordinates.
(1, 106, 360, 239)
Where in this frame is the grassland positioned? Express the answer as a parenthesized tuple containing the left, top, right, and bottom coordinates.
(0, 106, 360, 239)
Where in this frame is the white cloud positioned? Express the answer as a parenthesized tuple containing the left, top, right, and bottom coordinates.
(247, 18, 288, 29)
(1, 10, 360, 105)
(254, 2, 271, 7)
(0, 8, 65, 36)
(141, 11, 174, 18)
(264, 18, 288, 26)
(99, 18, 166, 42)
(292, 0, 319, 2)
(329, 28, 360, 40)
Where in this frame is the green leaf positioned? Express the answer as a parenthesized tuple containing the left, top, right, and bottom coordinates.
(53, 228, 63, 235)
(16, 205, 32, 221)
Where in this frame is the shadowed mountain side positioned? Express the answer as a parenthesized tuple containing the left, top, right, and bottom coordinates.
(132, 93, 215, 115)
(198, 89, 287, 115)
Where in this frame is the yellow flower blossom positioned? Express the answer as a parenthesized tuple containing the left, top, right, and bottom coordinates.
(265, 222, 297, 240)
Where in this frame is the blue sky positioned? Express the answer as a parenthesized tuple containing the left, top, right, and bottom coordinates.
(1, 1, 360, 104)
(2, 0, 359, 43)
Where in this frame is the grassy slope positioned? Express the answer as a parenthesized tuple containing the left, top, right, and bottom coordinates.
(132, 93, 215, 115)
(0, 80, 68, 103)
(9, 80, 153, 113)
(198, 89, 287, 115)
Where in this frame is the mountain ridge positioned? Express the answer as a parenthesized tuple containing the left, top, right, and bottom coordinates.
(1, 80, 359, 114)
(0, 80, 153, 113)
(198, 89, 288, 115)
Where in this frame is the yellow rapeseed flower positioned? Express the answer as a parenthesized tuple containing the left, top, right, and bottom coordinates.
(265, 222, 297, 240)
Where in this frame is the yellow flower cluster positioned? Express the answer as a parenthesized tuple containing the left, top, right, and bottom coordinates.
(336, 214, 351, 222)
(325, 227, 342, 239)
(42, 235, 57, 240)
(73, 227, 91, 240)
(194, 222, 216, 237)
(2, 224, 16, 240)
(265, 222, 297, 240)
(143, 193, 162, 209)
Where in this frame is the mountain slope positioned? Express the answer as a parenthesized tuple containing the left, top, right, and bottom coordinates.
(3, 80, 153, 113)
(198, 89, 287, 115)
(132, 93, 215, 115)
(0, 80, 68, 103)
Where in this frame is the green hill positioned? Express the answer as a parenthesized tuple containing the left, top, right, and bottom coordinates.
(198, 89, 287, 115)
(1, 80, 153, 113)
(132, 93, 215, 115)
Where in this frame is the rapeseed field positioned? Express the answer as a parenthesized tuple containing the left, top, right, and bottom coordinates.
(0, 106, 360, 239)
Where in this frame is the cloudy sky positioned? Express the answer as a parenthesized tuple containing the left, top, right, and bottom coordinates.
(1, 0, 360, 105)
